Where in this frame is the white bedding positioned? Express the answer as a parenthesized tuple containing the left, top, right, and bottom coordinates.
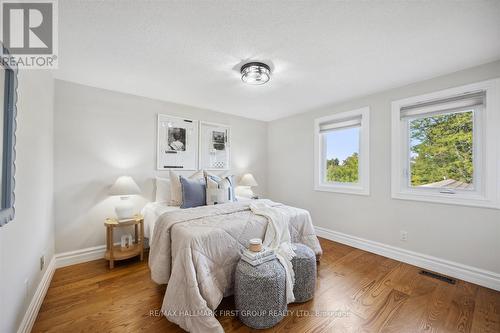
(148, 199, 322, 333)
(141, 202, 180, 240)
(141, 198, 252, 240)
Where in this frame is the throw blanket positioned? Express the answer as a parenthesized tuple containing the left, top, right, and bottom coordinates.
(149, 200, 322, 333)
(249, 201, 296, 303)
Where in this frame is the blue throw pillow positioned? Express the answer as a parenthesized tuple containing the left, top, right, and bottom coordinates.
(180, 176, 206, 209)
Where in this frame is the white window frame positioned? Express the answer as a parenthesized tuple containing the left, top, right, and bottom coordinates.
(391, 78, 500, 209)
(314, 107, 370, 196)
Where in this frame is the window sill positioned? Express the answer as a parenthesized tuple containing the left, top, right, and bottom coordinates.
(314, 184, 370, 196)
(392, 191, 499, 209)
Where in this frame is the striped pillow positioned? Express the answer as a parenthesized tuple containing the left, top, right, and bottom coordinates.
(205, 173, 236, 205)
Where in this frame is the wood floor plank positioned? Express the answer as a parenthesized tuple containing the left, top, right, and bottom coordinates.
(361, 289, 409, 332)
(349, 259, 401, 320)
(380, 273, 438, 333)
(443, 281, 478, 333)
(417, 282, 456, 332)
(470, 286, 500, 333)
(32, 238, 500, 333)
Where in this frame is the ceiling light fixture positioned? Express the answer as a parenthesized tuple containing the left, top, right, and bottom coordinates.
(240, 62, 271, 85)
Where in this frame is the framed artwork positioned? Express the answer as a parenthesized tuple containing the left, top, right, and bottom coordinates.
(157, 114, 199, 170)
(199, 121, 230, 170)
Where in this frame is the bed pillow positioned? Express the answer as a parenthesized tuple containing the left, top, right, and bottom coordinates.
(205, 173, 237, 205)
(169, 170, 204, 206)
(180, 176, 207, 209)
(155, 177, 171, 203)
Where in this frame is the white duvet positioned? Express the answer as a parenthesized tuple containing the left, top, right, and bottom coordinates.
(149, 199, 322, 333)
(141, 202, 180, 240)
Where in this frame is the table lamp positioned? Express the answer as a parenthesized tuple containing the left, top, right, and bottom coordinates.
(109, 176, 141, 220)
(238, 173, 258, 198)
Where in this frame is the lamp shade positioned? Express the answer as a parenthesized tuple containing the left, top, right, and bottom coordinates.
(239, 173, 258, 187)
(109, 176, 141, 196)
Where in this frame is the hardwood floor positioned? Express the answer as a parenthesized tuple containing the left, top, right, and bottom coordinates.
(32, 238, 500, 332)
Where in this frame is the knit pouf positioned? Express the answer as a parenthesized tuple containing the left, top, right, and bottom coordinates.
(291, 243, 317, 302)
(234, 259, 287, 329)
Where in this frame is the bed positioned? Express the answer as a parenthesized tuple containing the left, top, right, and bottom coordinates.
(145, 199, 322, 333)
(142, 201, 180, 240)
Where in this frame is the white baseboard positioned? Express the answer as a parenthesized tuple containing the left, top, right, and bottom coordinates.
(17, 256, 56, 333)
(55, 245, 106, 268)
(54, 241, 135, 268)
(315, 226, 500, 291)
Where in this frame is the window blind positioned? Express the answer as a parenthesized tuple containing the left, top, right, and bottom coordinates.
(319, 116, 361, 133)
(400, 91, 485, 119)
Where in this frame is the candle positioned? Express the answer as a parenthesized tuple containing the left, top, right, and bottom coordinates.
(249, 238, 262, 252)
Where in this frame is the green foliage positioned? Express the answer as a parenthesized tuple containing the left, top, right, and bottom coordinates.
(326, 153, 359, 183)
(410, 111, 473, 186)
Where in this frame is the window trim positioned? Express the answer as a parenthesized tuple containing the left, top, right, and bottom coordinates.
(314, 107, 370, 196)
(391, 78, 500, 209)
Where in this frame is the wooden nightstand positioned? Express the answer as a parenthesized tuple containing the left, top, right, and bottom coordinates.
(104, 214, 144, 269)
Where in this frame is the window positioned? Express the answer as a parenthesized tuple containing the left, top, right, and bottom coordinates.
(409, 109, 475, 190)
(391, 79, 500, 208)
(314, 107, 370, 195)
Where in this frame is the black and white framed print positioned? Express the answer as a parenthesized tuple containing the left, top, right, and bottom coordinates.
(167, 127, 186, 151)
(157, 114, 199, 170)
(199, 121, 230, 170)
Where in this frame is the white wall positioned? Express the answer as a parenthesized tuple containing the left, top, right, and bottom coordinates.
(268, 60, 500, 275)
(0, 71, 54, 333)
(54, 80, 268, 253)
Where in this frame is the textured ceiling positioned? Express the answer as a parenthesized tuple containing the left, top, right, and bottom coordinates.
(55, 0, 500, 121)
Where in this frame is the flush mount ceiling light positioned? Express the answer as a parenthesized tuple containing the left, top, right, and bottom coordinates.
(240, 62, 271, 85)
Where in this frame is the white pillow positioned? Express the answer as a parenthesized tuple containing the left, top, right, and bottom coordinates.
(206, 188, 229, 206)
(155, 177, 171, 203)
(205, 173, 236, 205)
(169, 170, 204, 206)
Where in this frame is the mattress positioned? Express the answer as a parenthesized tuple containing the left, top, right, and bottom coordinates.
(141, 202, 180, 240)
